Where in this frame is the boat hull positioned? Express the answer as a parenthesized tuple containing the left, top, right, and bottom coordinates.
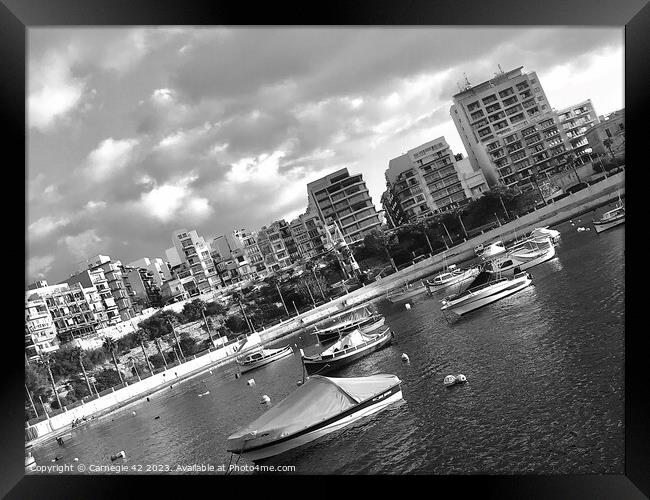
(386, 285, 427, 303)
(488, 241, 555, 276)
(315, 316, 384, 344)
(426, 269, 479, 294)
(230, 385, 403, 461)
(593, 216, 624, 233)
(304, 331, 393, 375)
(237, 347, 294, 373)
(441, 274, 532, 316)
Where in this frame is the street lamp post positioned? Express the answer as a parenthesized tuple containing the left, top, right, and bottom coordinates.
(25, 383, 39, 418)
(200, 307, 216, 348)
(131, 358, 141, 381)
(457, 213, 469, 240)
(275, 283, 290, 316)
(155, 338, 168, 370)
(441, 222, 453, 247)
(167, 319, 185, 360)
(499, 196, 510, 221)
(312, 268, 327, 300)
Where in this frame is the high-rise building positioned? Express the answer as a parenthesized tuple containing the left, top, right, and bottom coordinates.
(306, 168, 382, 245)
(454, 155, 489, 200)
(26, 281, 108, 344)
(381, 137, 471, 226)
(450, 66, 552, 185)
(170, 229, 221, 294)
(556, 100, 600, 165)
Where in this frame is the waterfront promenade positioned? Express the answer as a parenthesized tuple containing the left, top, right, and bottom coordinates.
(25, 171, 623, 447)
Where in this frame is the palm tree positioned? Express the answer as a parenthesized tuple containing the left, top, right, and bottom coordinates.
(39, 354, 62, 409)
(134, 329, 154, 374)
(70, 346, 92, 395)
(564, 152, 581, 185)
(603, 138, 616, 160)
(102, 337, 124, 384)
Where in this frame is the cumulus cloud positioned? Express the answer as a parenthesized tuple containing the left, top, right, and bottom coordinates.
(137, 175, 214, 223)
(28, 215, 71, 240)
(28, 48, 86, 131)
(84, 138, 139, 181)
(58, 229, 105, 261)
(27, 255, 56, 280)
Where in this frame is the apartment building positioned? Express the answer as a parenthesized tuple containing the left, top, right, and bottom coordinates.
(72, 255, 135, 321)
(121, 266, 162, 311)
(289, 211, 328, 260)
(232, 229, 265, 274)
(556, 100, 599, 165)
(306, 168, 382, 245)
(481, 111, 574, 190)
(62, 266, 121, 324)
(26, 281, 108, 344)
(450, 66, 553, 185)
(170, 229, 221, 293)
(126, 257, 172, 287)
(454, 155, 489, 200)
(25, 292, 59, 359)
(382, 137, 471, 226)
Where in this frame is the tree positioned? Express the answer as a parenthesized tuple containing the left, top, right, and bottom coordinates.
(181, 299, 207, 323)
(94, 369, 123, 392)
(603, 138, 616, 160)
(102, 337, 124, 384)
(134, 329, 154, 374)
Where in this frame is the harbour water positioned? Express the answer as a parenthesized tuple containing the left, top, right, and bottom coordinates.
(30, 211, 624, 475)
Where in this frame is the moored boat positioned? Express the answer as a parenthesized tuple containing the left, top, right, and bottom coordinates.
(530, 226, 561, 244)
(424, 265, 480, 294)
(485, 235, 556, 276)
(237, 345, 294, 373)
(593, 204, 625, 234)
(386, 281, 427, 303)
(226, 374, 403, 461)
(478, 240, 507, 260)
(302, 327, 393, 375)
(314, 314, 384, 344)
(440, 269, 533, 317)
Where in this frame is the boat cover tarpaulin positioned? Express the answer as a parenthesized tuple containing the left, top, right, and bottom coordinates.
(227, 374, 400, 450)
(321, 330, 370, 356)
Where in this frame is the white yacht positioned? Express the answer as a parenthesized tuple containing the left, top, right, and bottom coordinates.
(529, 227, 561, 245)
(440, 269, 533, 317)
(424, 265, 480, 294)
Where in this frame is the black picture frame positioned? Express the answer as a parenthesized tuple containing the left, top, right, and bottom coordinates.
(4, 0, 646, 497)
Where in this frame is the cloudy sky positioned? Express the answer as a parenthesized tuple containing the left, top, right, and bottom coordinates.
(27, 27, 623, 284)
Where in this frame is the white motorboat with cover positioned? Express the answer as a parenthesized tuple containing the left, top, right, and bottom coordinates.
(593, 202, 625, 233)
(386, 281, 427, 303)
(478, 240, 507, 260)
(440, 267, 533, 317)
(226, 374, 403, 461)
(302, 327, 393, 375)
(530, 227, 560, 244)
(425, 264, 480, 294)
(236, 334, 293, 373)
(485, 235, 555, 276)
(313, 306, 384, 344)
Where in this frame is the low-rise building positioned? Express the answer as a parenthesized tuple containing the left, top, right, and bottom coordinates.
(26, 281, 108, 344)
(62, 266, 121, 324)
(585, 108, 625, 159)
(25, 291, 59, 359)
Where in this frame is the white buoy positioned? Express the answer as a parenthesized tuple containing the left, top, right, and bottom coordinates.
(132, 411, 136, 416)
(247, 379, 256, 387)
(405, 303, 411, 310)
(209, 371, 213, 375)
(401, 353, 410, 364)
(261, 395, 271, 404)
(73, 457, 79, 462)
(444, 375, 457, 386)
(297, 380, 303, 386)
(110, 451, 126, 461)
(456, 374, 467, 383)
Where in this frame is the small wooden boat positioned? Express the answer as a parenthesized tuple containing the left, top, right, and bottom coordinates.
(386, 281, 427, 303)
(593, 203, 624, 234)
(302, 327, 393, 375)
(236, 345, 294, 373)
(425, 265, 479, 294)
(226, 374, 403, 461)
(314, 314, 384, 345)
